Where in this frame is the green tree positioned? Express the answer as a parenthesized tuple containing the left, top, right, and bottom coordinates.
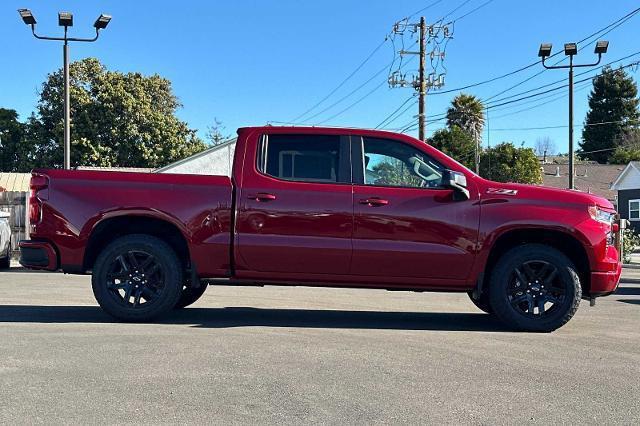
(479, 142, 542, 184)
(371, 161, 421, 187)
(0, 108, 30, 172)
(446, 93, 485, 140)
(28, 58, 207, 169)
(580, 66, 640, 163)
(607, 128, 640, 163)
(428, 126, 476, 170)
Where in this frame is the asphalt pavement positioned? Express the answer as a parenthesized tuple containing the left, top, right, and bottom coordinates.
(0, 266, 638, 424)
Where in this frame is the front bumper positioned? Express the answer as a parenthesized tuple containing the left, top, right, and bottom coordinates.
(589, 244, 622, 297)
(19, 240, 58, 271)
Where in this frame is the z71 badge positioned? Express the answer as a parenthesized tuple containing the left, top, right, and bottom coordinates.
(487, 188, 518, 196)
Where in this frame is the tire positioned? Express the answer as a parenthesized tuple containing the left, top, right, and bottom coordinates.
(0, 252, 9, 270)
(92, 234, 183, 321)
(467, 291, 493, 314)
(174, 283, 208, 309)
(488, 244, 581, 332)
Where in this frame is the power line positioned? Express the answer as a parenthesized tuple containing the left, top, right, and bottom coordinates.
(428, 6, 640, 96)
(482, 6, 640, 102)
(375, 96, 416, 128)
(450, 0, 495, 22)
(290, 38, 389, 123)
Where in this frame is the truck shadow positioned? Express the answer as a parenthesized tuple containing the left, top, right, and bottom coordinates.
(0, 305, 510, 332)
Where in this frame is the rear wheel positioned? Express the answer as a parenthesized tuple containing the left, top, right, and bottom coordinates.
(488, 244, 581, 332)
(92, 234, 182, 321)
(174, 283, 208, 309)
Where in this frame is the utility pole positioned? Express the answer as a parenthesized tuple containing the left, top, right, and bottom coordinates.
(538, 40, 609, 189)
(418, 17, 426, 141)
(388, 17, 451, 139)
(18, 9, 112, 170)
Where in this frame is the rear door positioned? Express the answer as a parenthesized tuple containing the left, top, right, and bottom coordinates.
(235, 131, 354, 278)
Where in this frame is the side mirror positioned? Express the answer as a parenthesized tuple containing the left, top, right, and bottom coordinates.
(441, 169, 470, 200)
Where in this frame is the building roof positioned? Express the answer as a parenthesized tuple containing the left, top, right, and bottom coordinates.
(540, 163, 624, 201)
(0, 173, 31, 192)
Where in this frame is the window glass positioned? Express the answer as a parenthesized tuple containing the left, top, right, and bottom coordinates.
(259, 134, 341, 183)
(362, 137, 443, 188)
(630, 200, 640, 219)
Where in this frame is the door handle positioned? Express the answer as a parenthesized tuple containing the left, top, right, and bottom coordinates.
(359, 197, 389, 207)
(249, 193, 277, 202)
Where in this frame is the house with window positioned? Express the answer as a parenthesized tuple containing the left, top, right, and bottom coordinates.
(610, 161, 640, 231)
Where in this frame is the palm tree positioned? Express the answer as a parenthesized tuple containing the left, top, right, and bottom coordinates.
(446, 94, 485, 173)
(446, 94, 485, 140)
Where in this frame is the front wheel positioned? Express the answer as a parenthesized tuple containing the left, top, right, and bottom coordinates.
(92, 234, 183, 321)
(174, 283, 208, 309)
(488, 244, 581, 332)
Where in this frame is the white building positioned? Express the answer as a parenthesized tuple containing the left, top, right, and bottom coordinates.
(156, 138, 237, 176)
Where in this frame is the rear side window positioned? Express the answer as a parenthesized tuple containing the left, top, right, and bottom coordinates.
(258, 134, 345, 183)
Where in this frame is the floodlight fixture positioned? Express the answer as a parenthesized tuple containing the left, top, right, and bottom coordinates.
(538, 43, 552, 58)
(58, 11, 73, 27)
(564, 42, 578, 56)
(594, 40, 609, 54)
(93, 14, 111, 30)
(18, 9, 36, 25)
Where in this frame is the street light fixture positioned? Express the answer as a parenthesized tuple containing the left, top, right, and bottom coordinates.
(563, 43, 578, 56)
(58, 12, 73, 27)
(18, 8, 36, 25)
(594, 40, 609, 54)
(538, 43, 552, 58)
(94, 14, 112, 30)
(538, 40, 608, 190)
(17, 9, 111, 170)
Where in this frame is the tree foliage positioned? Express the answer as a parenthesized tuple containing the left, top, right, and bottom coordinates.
(579, 66, 640, 163)
(428, 126, 476, 170)
(446, 94, 485, 141)
(0, 109, 29, 172)
(23, 58, 207, 169)
(479, 142, 542, 184)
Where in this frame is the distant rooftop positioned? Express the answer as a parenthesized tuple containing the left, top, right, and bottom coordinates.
(540, 163, 624, 201)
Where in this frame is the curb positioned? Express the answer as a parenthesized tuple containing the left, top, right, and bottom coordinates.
(622, 264, 640, 270)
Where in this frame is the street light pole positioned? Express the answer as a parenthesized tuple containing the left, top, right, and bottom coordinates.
(63, 34, 70, 169)
(538, 41, 609, 190)
(18, 9, 111, 170)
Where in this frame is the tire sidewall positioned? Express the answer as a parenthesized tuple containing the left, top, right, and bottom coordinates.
(92, 235, 182, 321)
(489, 244, 581, 332)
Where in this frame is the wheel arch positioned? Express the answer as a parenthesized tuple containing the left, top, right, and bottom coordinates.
(83, 215, 191, 273)
(482, 227, 591, 295)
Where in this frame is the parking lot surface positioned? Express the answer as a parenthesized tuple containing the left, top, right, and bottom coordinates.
(0, 268, 639, 424)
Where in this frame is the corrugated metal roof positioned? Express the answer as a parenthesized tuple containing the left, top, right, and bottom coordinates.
(0, 173, 30, 192)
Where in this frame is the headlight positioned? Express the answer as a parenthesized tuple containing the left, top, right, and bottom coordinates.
(588, 206, 615, 225)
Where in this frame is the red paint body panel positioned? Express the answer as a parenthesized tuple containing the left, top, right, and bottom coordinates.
(22, 126, 621, 297)
(29, 169, 233, 276)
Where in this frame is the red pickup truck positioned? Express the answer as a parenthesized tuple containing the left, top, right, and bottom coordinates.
(19, 126, 621, 331)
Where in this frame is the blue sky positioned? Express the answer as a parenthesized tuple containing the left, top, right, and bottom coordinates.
(1, 0, 639, 154)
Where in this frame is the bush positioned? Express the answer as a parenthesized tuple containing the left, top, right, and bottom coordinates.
(622, 228, 640, 263)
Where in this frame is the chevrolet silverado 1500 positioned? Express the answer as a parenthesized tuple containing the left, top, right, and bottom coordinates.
(19, 126, 622, 331)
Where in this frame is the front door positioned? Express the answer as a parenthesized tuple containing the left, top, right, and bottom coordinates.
(351, 136, 479, 284)
(235, 132, 353, 277)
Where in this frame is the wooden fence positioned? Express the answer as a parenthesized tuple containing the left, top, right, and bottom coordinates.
(0, 191, 28, 257)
